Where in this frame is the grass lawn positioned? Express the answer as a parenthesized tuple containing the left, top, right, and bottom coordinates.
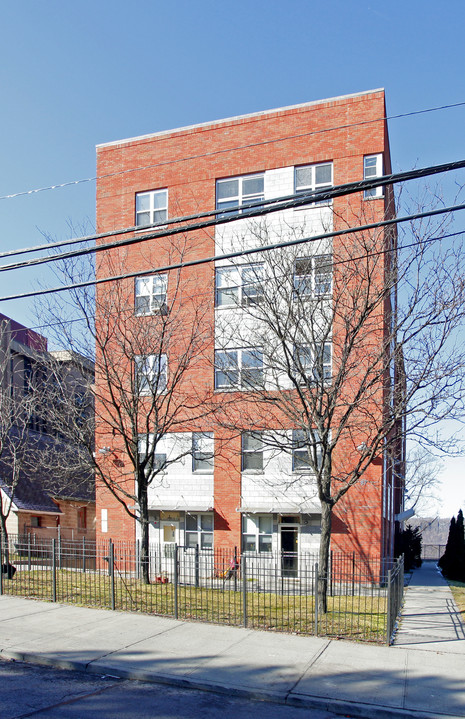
(3, 568, 388, 643)
(449, 580, 465, 621)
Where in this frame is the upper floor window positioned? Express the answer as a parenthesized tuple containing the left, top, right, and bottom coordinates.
(363, 154, 383, 199)
(295, 162, 333, 204)
(135, 354, 167, 395)
(215, 348, 263, 390)
(292, 429, 322, 472)
(135, 274, 168, 315)
(216, 174, 264, 215)
(215, 263, 264, 307)
(185, 513, 213, 549)
(192, 432, 214, 472)
(294, 254, 332, 298)
(138, 435, 167, 471)
(294, 342, 332, 383)
(241, 432, 264, 472)
(135, 189, 168, 227)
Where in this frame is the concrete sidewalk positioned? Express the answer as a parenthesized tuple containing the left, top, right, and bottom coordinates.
(0, 567, 464, 719)
(394, 561, 465, 651)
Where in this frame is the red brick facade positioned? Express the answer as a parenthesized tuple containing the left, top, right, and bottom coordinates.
(95, 90, 402, 562)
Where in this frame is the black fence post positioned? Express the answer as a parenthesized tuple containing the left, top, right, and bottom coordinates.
(174, 544, 179, 620)
(0, 532, 3, 596)
(28, 534, 31, 571)
(195, 544, 199, 588)
(52, 538, 57, 603)
(242, 554, 247, 627)
(234, 546, 238, 593)
(329, 550, 333, 597)
(109, 539, 115, 611)
(82, 537, 86, 574)
(314, 562, 319, 636)
(386, 568, 392, 645)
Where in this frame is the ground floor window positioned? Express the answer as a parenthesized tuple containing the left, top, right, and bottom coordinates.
(185, 513, 213, 549)
(242, 514, 272, 552)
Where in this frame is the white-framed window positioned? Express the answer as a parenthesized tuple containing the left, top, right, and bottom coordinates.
(242, 514, 272, 553)
(185, 513, 214, 549)
(135, 189, 168, 227)
(101, 509, 108, 533)
(192, 432, 214, 472)
(135, 274, 168, 315)
(135, 354, 167, 395)
(292, 429, 322, 472)
(216, 173, 264, 215)
(215, 263, 264, 307)
(295, 162, 333, 204)
(294, 342, 332, 383)
(363, 154, 383, 199)
(138, 436, 167, 472)
(294, 254, 332, 298)
(241, 432, 264, 472)
(215, 348, 264, 390)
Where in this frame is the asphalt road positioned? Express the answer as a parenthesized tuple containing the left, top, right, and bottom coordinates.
(0, 658, 345, 719)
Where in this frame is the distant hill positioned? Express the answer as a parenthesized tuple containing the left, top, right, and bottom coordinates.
(410, 517, 451, 546)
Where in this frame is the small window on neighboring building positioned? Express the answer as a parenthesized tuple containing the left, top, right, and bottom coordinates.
(242, 514, 272, 553)
(192, 432, 214, 472)
(78, 507, 87, 530)
(185, 513, 214, 549)
(216, 174, 264, 215)
(135, 274, 168, 315)
(241, 432, 264, 472)
(30, 516, 41, 528)
(363, 154, 383, 198)
(101, 509, 108, 533)
(295, 162, 333, 204)
(135, 189, 168, 227)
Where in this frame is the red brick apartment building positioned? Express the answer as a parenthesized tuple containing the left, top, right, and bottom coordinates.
(95, 89, 404, 569)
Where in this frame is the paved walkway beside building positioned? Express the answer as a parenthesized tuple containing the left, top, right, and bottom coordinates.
(0, 566, 464, 719)
(394, 561, 465, 652)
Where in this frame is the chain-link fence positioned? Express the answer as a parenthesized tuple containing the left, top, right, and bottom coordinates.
(1, 534, 404, 644)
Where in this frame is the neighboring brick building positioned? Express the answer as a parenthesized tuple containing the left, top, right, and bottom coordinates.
(0, 314, 95, 541)
(95, 89, 404, 568)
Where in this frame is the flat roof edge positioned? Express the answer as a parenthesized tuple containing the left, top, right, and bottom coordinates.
(97, 88, 385, 150)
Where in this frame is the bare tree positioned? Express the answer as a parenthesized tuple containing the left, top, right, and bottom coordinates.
(404, 447, 443, 516)
(37, 239, 214, 583)
(214, 198, 465, 611)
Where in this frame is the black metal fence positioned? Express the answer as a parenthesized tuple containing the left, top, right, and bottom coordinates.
(1, 534, 404, 644)
(422, 544, 446, 561)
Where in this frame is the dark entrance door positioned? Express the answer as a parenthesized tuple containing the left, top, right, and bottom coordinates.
(281, 526, 298, 577)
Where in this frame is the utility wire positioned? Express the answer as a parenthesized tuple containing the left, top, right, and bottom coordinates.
(2, 158, 465, 271)
(26, 227, 465, 335)
(1, 100, 465, 203)
(2, 202, 465, 303)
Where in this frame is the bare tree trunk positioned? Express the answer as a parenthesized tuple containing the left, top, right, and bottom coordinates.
(0, 514, 9, 567)
(318, 501, 332, 614)
(138, 487, 150, 584)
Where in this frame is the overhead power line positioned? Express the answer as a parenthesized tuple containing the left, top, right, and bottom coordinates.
(2, 158, 465, 274)
(2, 202, 465, 303)
(25, 227, 465, 335)
(1, 100, 465, 203)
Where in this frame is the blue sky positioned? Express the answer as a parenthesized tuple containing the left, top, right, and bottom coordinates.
(1, 0, 464, 517)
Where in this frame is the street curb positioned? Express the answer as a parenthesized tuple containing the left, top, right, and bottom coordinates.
(2, 648, 463, 719)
